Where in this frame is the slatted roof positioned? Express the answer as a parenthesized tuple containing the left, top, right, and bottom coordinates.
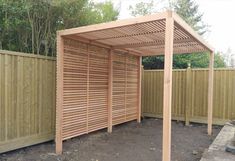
(58, 11, 213, 56)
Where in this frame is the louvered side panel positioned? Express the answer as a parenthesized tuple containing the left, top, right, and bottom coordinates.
(112, 52, 126, 125)
(88, 46, 109, 132)
(126, 55, 138, 122)
(112, 52, 139, 125)
(62, 39, 88, 140)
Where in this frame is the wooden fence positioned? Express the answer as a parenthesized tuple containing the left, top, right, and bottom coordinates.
(0, 50, 56, 153)
(142, 68, 235, 125)
(1, 49, 235, 153)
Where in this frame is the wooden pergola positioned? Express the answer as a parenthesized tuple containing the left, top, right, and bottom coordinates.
(56, 10, 214, 161)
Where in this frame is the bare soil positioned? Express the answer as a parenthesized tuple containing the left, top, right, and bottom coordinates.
(0, 118, 221, 161)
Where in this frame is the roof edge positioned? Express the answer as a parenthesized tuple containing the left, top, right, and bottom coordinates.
(58, 11, 168, 36)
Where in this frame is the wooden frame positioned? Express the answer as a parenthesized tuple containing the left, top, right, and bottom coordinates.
(137, 56, 142, 123)
(56, 10, 213, 161)
(208, 52, 214, 135)
(108, 49, 113, 133)
(56, 33, 64, 154)
(162, 12, 174, 161)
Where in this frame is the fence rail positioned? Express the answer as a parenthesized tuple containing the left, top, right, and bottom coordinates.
(142, 68, 235, 125)
(0, 50, 56, 153)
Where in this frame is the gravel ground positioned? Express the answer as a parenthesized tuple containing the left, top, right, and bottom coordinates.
(0, 118, 221, 161)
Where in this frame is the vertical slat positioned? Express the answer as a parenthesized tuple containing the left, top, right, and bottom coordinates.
(162, 12, 174, 161)
(208, 52, 214, 135)
(0, 54, 4, 141)
(38, 59, 42, 135)
(125, 54, 127, 121)
(137, 56, 142, 123)
(16, 56, 22, 137)
(56, 34, 64, 154)
(108, 50, 113, 133)
(185, 66, 191, 125)
(51, 60, 56, 133)
(5, 54, 9, 141)
(86, 45, 90, 133)
(141, 65, 144, 116)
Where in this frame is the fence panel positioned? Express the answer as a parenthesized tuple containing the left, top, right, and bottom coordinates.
(142, 68, 235, 125)
(0, 50, 56, 153)
(1, 49, 235, 153)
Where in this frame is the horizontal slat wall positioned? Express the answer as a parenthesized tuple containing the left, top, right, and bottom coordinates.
(88, 46, 109, 133)
(112, 52, 126, 125)
(0, 50, 56, 153)
(112, 52, 138, 125)
(142, 68, 235, 125)
(61, 38, 139, 142)
(126, 55, 139, 121)
(62, 39, 88, 139)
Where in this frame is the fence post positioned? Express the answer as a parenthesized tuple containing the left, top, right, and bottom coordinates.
(185, 63, 192, 126)
(141, 65, 144, 118)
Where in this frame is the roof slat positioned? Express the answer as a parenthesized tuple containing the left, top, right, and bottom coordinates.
(60, 11, 213, 56)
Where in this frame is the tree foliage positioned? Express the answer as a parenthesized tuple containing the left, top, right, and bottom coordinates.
(0, 0, 119, 56)
(129, 0, 226, 69)
(129, 0, 154, 17)
(172, 0, 207, 35)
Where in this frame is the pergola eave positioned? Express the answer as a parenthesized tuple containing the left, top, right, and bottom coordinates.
(59, 11, 213, 56)
(58, 12, 168, 36)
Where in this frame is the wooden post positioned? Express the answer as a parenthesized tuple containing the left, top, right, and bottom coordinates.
(162, 12, 174, 161)
(56, 33, 64, 154)
(86, 45, 90, 133)
(185, 63, 191, 126)
(141, 65, 144, 118)
(108, 49, 113, 133)
(208, 51, 214, 135)
(137, 56, 142, 123)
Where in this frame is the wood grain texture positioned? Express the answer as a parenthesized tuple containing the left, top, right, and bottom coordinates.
(162, 15, 174, 161)
(108, 50, 113, 133)
(58, 11, 213, 55)
(56, 34, 64, 154)
(208, 52, 214, 135)
(0, 50, 56, 154)
(142, 68, 235, 125)
(56, 38, 140, 153)
(112, 51, 139, 125)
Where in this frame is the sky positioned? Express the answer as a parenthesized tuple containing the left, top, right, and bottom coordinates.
(94, 0, 235, 55)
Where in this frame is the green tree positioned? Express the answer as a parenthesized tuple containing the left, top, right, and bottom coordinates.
(0, 0, 119, 56)
(172, 0, 207, 35)
(172, 0, 222, 69)
(0, 0, 30, 52)
(129, 0, 154, 17)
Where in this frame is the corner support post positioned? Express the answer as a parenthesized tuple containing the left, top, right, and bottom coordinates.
(56, 33, 64, 154)
(137, 56, 142, 123)
(162, 11, 174, 161)
(208, 51, 214, 135)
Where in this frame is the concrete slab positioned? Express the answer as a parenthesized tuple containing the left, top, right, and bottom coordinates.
(200, 124, 235, 161)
